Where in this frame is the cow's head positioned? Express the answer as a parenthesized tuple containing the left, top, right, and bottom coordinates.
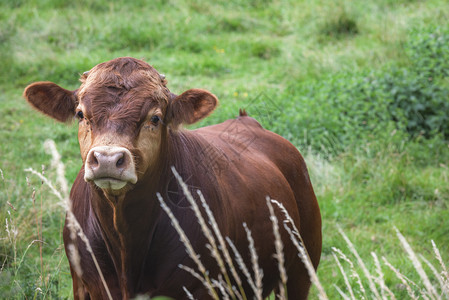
(24, 57, 218, 196)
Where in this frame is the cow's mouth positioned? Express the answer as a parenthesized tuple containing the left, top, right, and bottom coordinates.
(93, 178, 128, 190)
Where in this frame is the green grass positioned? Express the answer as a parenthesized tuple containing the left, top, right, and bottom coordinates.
(1, 0, 449, 298)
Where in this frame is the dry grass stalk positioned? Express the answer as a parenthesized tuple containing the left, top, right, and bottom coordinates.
(183, 286, 196, 300)
(232, 285, 243, 300)
(382, 256, 419, 300)
(419, 254, 449, 299)
(337, 226, 380, 299)
(203, 246, 243, 300)
(180, 264, 232, 299)
(178, 264, 207, 286)
(270, 199, 307, 251)
(59, 213, 108, 297)
(271, 199, 328, 300)
(332, 247, 367, 299)
(196, 189, 246, 299)
(282, 222, 328, 300)
(432, 240, 449, 280)
(431, 240, 449, 296)
(218, 275, 241, 300)
(211, 276, 231, 300)
(44, 140, 68, 197)
(225, 236, 259, 298)
(156, 192, 219, 300)
(265, 197, 287, 299)
(24, 168, 63, 204)
(25, 140, 113, 300)
(5, 211, 18, 270)
(171, 167, 239, 299)
(67, 243, 83, 277)
(334, 283, 351, 300)
(332, 251, 356, 300)
(371, 252, 396, 300)
(395, 227, 438, 300)
(243, 222, 264, 300)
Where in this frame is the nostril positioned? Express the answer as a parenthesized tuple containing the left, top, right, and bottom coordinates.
(116, 156, 125, 167)
(89, 151, 99, 167)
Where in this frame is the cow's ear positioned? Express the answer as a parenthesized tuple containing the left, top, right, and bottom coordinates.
(23, 81, 77, 123)
(166, 89, 218, 127)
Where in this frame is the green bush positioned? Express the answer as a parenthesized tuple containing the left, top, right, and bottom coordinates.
(380, 68, 449, 139)
(382, 26, 449, 139)
(282, 26, 449, 154)
(407, 26, 449, 78)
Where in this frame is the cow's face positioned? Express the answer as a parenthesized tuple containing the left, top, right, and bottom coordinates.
(24, 57, 218, 196)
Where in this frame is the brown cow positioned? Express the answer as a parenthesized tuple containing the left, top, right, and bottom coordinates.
(23, 57, 321, 299)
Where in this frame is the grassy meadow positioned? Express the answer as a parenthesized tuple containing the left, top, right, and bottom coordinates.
(1, 0, 449, 298)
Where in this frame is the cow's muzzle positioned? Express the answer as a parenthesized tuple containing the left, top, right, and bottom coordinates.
(84, 146, 138, 190)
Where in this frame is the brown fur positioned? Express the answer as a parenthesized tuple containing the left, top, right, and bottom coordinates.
(23, 57, 322, 299)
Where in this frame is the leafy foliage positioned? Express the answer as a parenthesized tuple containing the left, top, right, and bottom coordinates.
(407, 26, 449, 78)
(381, 68, 449, 139)
(279, 25, 449, 154)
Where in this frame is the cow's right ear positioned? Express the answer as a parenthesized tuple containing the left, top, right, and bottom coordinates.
(165, 89, 218, 128)
(23, 81, 77, 123)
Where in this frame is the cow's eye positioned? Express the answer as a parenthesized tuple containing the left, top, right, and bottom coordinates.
(76, 110, 84, 120)
(150, 115, 160, 125)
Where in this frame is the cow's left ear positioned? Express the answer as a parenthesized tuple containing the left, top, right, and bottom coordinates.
(23, 81, 77, 123)
(166, 89, 218, 127)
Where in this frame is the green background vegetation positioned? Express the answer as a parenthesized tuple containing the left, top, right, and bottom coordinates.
(1, 0, 448, 298)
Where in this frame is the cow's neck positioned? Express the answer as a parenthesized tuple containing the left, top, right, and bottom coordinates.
(90, 162, 166, 298)
(90, 128, 205, 298)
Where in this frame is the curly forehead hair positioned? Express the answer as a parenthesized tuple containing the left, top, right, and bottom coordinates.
(75, 58, 172, 130)
(78, 57, 170, 103)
